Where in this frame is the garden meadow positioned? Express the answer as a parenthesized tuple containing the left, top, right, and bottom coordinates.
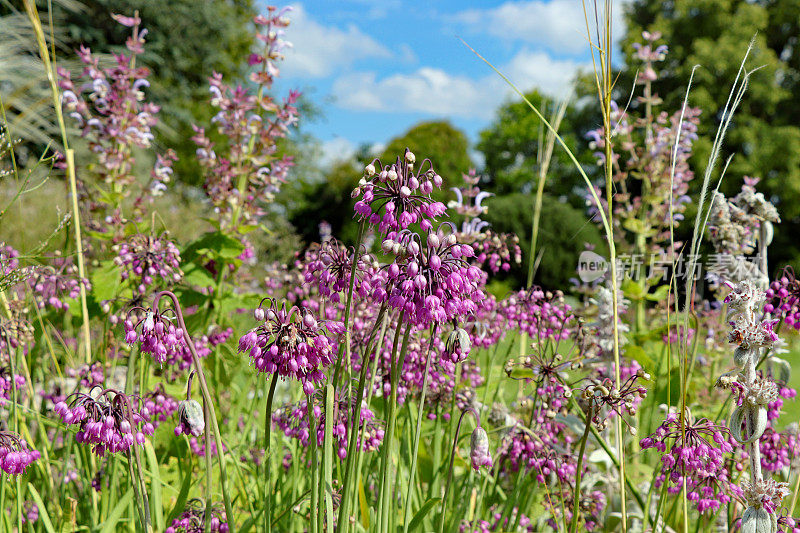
(1, 1, 800, 532)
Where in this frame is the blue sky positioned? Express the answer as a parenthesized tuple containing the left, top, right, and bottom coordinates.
(272, 0, 627, 164)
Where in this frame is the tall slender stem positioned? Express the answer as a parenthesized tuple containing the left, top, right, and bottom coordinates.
(569, 405, 595, 533)
(306, 395, 319, 533)
(264, 373, 279, 533)
(401, 324, 438, 532)
(154, 291, 234, 532)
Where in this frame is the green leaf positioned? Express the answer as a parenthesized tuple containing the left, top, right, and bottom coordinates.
(89, 259, 121, 302)
(623, 344, 654, 373)
(645, 284, 671, 302)
(622, 277, 645, 301)
(408, 498, 441, 532)
(26, 484, 56, 533)
(183, 230, 245, 262)
(99, 488, 133, 533)
(144, 441, 164, 531)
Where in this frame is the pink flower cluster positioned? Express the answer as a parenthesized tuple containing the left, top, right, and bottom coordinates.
(0, 431, 39, 475)
(166, 499, 228, 533)
(639, 412, 740, 513)
(28, 253, 90, 311)
(238, 301, 340, 394)
(273, 393, 384, 459)
(54, 388, 154, 456)
(113, 234, 182, 295)
(125, 310, 187, 365)
(352, 149, 447, 232)
(377, 227, 485, 326)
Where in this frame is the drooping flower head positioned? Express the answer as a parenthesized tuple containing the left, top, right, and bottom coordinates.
(303, 239, 378, 301)
(113, 233, 182, 296)
(54, 387, 154, 456)
(165, 498, 228, 533)
(238, 299, 341, 394)
(124, 308, 188, 365)
(376, 224, 485, 326)
(27, 252, 90, 311)
(273, 388, 383, 460)
(0, 431, 39, 475)
(639, 410, 740, 513)
(352, 149, 447, 233)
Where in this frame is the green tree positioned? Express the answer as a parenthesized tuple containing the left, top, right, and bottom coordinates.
(377, 120, 472, 189)
(477, 90, 595, 202)
(286, 159, 361, 246)
(483, 193, 606, 289)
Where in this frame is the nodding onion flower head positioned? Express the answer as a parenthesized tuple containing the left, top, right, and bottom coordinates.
(124, 308, 188, 365)
(54, 387, 154, 456)
(470, 426, 493, 471)
(639, 409, 739, 514)
(113, 234, 183, 295)
(238, 299, 342, 395)
(166, 498, 228, 533)
(0, 431, 40, 475)
(375, 225, 486, 326)
(303, 238, 379, 301)
(352, 148, 447, 233)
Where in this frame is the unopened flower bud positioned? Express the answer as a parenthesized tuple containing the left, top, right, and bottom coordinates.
(177, 399, 205, 437)
(470, 426, 492, 471)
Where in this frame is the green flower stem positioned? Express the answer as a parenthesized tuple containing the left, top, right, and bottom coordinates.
(264, 373, 279, 533)
(401, 324, 437, 532)
(154, 291, 234, 532)
(378, 321, 412, 533)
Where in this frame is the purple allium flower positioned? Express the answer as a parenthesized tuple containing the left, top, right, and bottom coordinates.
(54, 387, 153, 456)
(165, 498, 228, 533)
(0, 367, 26, 407)
(351, 149, 446, 233)
(639, 411, 740, 513)
(189, 436, 225, 458)
(21, 501, 38, 524)
(274, 391, 384, 459)
(376, 226, 485, 326)
(140, 384, 179, 429)
(0, 431, 39, 475)
(27, 252, 90, 311)
(238, 300, 339, 394)
(113, 234, 182, 295)
(765, 268, 800, 329)
(303, 239, 378, 301)
(124, 309, 187, 365)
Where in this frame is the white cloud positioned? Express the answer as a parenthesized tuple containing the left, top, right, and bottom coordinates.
(319, 137, 357, 166)
(332, 49, 584, 119)
(281, 3, 391, 78)
(454, 0, 628, 55)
